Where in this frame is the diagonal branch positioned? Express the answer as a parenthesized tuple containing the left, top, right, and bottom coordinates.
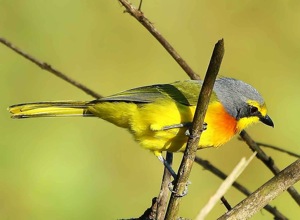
(194, 156, 288, 219)
(256, 142, 300, 158)
(217, 159, 300, 220)
(165, 39, 224, 220)
(240, 130, 300, 205)
(156, 152, 173, 219)
(118, 0, 200, 80)
(196, 153, 256, 220)
(0, 37, 102, 99)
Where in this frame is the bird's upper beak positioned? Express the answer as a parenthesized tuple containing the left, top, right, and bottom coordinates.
(260, 115, 274, 127)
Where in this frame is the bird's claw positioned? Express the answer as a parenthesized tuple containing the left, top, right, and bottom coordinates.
(168, 180, 191, 197)
(202, 122, 208, 131)
(185, 122, 207, 138)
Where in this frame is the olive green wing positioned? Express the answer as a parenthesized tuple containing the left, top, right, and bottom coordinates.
(96, 80, 212, 106)
(99, 84, 168, 103)
(168, 80, 218, 105)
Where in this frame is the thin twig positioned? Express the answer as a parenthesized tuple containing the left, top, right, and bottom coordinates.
(240, 130, 300, 205)
(0, 37, 102, 99)
(138, 0, 143, 11)
(196, 153, 256, 220)
(194, 156, 288, 219)
(118, 0, 200, 80)
(217, 159, 300, 220)
(220, 197, 232, 211)
(165, 39, 224, 220)
(156, 152, 173, 220)
(257, 142, 300, 158)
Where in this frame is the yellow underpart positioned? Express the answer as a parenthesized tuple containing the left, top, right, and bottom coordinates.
(108, 99, 240, 154)
(88, 102, 137, 128)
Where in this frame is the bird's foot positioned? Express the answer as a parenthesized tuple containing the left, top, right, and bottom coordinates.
(185, 122, 207, 138)
(168, 180, 191, 197)
(162, 122, 193, 130)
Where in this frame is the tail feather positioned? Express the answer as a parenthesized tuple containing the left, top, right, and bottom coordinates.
(8, 101, 94, 119)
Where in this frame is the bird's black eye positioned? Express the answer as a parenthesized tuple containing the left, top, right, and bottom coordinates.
(249, 106, 258, 115)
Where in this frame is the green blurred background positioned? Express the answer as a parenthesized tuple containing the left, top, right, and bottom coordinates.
(1, 0, 300, 219)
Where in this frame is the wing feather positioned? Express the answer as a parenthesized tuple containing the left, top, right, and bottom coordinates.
(93, 80, 213, 106)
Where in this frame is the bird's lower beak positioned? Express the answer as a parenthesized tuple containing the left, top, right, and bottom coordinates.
(260, 115, 274, 127)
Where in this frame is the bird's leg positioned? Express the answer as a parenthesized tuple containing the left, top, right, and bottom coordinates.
(185, 122, 208, 138)
(157, 154, 177, 179)
(162, 122, 193, 130)
(155, 152, 190, 197)
(162, 122, 207, 137)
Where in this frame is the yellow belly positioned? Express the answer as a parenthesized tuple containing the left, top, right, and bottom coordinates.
(90, 99, 238, 154)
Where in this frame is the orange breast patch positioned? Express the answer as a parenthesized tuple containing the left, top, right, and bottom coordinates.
(200, 101, 238, 147)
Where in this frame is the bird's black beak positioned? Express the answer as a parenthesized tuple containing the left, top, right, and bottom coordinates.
(260, 115, 274, 127)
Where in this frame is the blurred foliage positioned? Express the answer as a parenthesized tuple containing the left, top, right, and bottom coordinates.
(1, 0, 300, 219)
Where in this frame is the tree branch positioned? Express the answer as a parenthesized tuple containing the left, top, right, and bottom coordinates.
(118, 0, 200, 80)
(240, 130, 300, 205)
(217, 159, 300, 220)
(165, 39, 224, 220)
(156, 152, 173, 219)
(135, 197, 158, 220)
(0, 37, 102, 99)
(196, 154, 256, 220)
(194, 156, 288, 219)
(256, 142, 300, 158)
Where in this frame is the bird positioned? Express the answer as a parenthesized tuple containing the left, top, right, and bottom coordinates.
(8, 77, 274, 176)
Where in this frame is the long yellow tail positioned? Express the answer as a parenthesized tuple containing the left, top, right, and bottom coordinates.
(8, 101, 94, 119)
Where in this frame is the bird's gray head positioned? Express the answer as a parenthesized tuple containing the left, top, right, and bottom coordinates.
(213, 77, 274, 127)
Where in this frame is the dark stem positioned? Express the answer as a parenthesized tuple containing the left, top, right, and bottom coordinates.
(221, 196, 232, 211)
(256, 142, 300, 158)
(0, 37, 102, 99)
